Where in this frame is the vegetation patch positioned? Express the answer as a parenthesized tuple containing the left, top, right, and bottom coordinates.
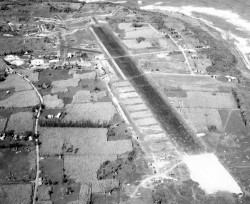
(72, 90, 107, 103)
(0, 184, 33, 204)
(107, 120, 132, 141)
(0, 74, 32, 92)
(43, 94, 64, 109)
(0, 90, 39, 108)
(40, 157, 63, 184)
(0, 147, 36, 183)
(0, 118, 7, 132)
(6, 112, 34, 134)
(63, 102, 117, 124)
(64, 155, 118, 193)
(97, 150, 141, 183)
(185, 23, 240, 76)
(19, 69, 39, 82)
(39, 118, 110, 128)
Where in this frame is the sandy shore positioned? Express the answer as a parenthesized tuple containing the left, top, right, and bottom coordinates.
(141, 4, 250, 71)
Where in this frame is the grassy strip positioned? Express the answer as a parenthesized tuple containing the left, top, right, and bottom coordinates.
(38, 118, 110, 128)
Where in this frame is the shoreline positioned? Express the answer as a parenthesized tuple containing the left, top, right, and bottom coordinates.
(140, 5, 250, 71)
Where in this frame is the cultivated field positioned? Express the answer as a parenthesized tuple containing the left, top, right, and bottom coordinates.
(39, 128, 132, 156)
(0, 74, 32, 92)
(148, 74, 236, 134)
(43, 94, 64, 109)
(136, 53, 188, 74)
(179, 108, 223, 133)
(39, 127, 132, 195)
(40, 157, 63, 183)
(151, 74, 235, 92)
(0, 147, 36, 183)
(73, 71, 96, 80)
(19, 70, 39, 82)
(169, 91, 236, 109)
(64, 155, 119, 193)
(0, 90, 39, 108)
(6, 112, 34, 134)
(51, 78, 80, 93)
(0, 118, 7, 132)
(120, 23, 163, 39)
(72, 90, 107, 103)
(63, 102, 117, 123)
(0, 184, 33, 204)
(122, 39, 151, 49)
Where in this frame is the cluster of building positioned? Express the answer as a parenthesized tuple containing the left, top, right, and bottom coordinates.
(46, 112, 62, 119)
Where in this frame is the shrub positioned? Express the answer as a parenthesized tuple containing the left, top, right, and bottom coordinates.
(136, 37, 145, 43)
(0, 76, 5, 81)
(185, 23, 240, 76)
(207, 125, 217, 132)
(38, 118, 110, 128)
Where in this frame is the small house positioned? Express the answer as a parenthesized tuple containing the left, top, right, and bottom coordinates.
(55, 112, 62, 119)
(47, 114, 54, 119)
(31, 59, 44, 66)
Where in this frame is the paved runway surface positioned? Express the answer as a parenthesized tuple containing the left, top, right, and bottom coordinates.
(92, 25, 204, 153)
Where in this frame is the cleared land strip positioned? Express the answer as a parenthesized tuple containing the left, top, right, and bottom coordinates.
(92, 25, 204, 153)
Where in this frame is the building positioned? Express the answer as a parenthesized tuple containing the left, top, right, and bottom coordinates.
(31, 59, 44, 66)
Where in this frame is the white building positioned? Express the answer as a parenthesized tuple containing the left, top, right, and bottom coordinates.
(31, 59, 44, 66)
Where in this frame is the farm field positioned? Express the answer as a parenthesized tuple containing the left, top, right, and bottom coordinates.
(118, 22, 175, 55)
(0, 184, 33, 204)
(39, 127, 133, 201)
(1, 0, 250, 203)
(136, 52, 189, 74)
(0, 90, 39, 108)
(39, 128, 132, 156)
(63, 102, 117, 123)
(0, 146, 36, 183)
(6, 112, 34, 134)
(148, 74, 237, 134)
(147, 72, 250, 201)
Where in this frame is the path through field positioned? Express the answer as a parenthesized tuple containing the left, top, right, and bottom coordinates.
(15, 71, 43, 204)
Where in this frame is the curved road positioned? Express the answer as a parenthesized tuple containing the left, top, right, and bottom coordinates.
(16, 71, 43, 204)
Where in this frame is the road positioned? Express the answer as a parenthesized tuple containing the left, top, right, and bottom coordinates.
(92, 25, 204, 153)
(16, 72, 43, 204)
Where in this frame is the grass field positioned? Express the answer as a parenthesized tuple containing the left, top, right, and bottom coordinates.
(72, 90, 107, 103)
(39, 128, 132, 156)
(151, 74, 235, 92)
(39, 127, 132, 195)
(6, 112, 34, 134)
(40, 157, 63, 184)
(51, 78, 80, 94)
(43, 94, 64, 109)
(64, 155, 119, 193)
(0, 118, 7, 132)
(63, 102, 117, 123)
(137, 53, 188, 74)
(169, 91, 236, 109)
(178, 108, 223, 133)
(19, 70, 39, 82)
(0, 184, 33, 204)
(0, 90, 39, 108)
(0, 147, 36, 183)
(0, 74, 32, 92)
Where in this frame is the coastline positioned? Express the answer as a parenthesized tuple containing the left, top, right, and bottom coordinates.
(140, 4, 250, 71)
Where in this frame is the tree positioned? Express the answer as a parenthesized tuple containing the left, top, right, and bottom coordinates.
(136, 37, 145, 43)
